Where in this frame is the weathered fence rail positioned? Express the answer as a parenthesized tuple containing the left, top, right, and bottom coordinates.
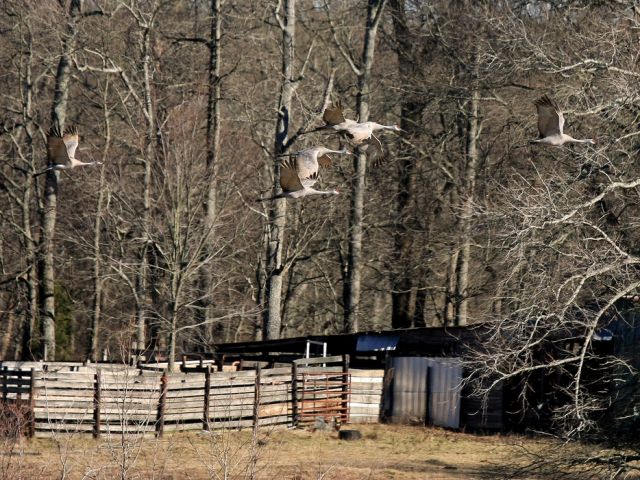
(0, 358, 384, 437)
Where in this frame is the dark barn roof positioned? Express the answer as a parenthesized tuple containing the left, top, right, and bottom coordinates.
(209, 325, 487, 361)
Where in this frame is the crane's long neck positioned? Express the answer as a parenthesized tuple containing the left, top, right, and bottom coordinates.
(71, 157, 103, 167)
(368, 122, 396, 131)
(305, 187, 338, 196)
(563, 135, 594, 145)
(321, 148, 348, 155)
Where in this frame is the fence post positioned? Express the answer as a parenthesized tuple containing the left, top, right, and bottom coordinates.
(16, 370, 23, 401)
(2, 366, 7, 402)
(28, 368, 36, 438)
(341, 354, 350, 423)
(156, 370, 168, 437)
(291, 362, 298, 427)
(203, 365, 211, 431)
(93, 369, 101, 439)
(252, 365, 261, 432)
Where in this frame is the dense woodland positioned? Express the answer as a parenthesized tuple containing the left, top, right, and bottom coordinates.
(2, 0, 640, 469)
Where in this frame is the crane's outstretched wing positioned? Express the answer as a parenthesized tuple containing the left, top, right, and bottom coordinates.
(535, 95, 564, 138)
(322, 100, 346, 126)
(63, 126, 79, 159)
(279, 158, 304, 193)
(294, 151, 319, 180)
(47, 127, 71, 167)
(299, 171, 319, 189)
(362, 134, 384, 167)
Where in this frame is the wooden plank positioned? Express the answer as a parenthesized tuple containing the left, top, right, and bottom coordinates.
(35, 382, 96, 390)
(99, 390, 159, 398)
(158, 423, 202, 432)
(99, 414, 156, 423)
(208, 369, 257, 380)
(208, 385, 257, 396)
(349, 369, 385, 377)
(37, 413, 102, 421)
(259, 367, 293, 377)
(345, 381, 384, 391)
(34, 423, 94, 433)
(350, 394, 382, 404)
(297, 366, 344, 374)
(163, 412, 204, 422)
(294, 356, 343, 366)
(195, 418, 255, 430)
(258, 403, 289, 417)
(98, 408, 156, 416)
(98, 395, 160, 405)
(95, 421, 156, 430)
(351, 376, 384, 383)
(164, 398, 206, 408)
(257, 415, 290, 426)
(258, 375, 293, 385)
(34, 401, 93, 410)
(349, 406, 382, 415)
(209, 406, 254, 417)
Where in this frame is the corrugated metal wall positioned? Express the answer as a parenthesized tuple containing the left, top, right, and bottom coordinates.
(425, 358, 462, 429)
(391, 357, 429, 423)
(389, 357, 462, 429)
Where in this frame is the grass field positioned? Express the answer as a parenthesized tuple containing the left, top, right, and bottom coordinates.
(0, 424, 558, 480)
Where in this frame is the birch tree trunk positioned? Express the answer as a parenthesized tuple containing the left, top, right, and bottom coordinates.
(40, 0, 81, 360)
(343, 0, 387, 333)
(455, 85, 480, 326)
(88, 82, 110, 362)
(263, 0, 296, 340)
(135, 11, 157, 356)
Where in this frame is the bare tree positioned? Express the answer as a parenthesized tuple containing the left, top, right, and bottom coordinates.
(39, 0, 82, 360)
(336, 0, 388, 333)
(263, 0, 297, 340)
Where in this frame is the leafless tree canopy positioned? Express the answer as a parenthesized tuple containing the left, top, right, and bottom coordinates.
(1, 0, 640, 473)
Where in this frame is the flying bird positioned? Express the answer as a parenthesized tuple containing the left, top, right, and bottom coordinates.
(34, 126, 102, 176)
(311, 100, 402, 160)
(530, 95, 595, 146)
(259, 146, 349, 200)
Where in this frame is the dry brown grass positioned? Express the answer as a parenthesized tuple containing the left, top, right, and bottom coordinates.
(0, 424, 550, 479)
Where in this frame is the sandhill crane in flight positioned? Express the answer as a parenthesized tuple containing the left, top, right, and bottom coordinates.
(259, 146, 349, 200)
(34, 126, 102, 176)
(530, 95, 596, 146)
(312, 100, 402, 159)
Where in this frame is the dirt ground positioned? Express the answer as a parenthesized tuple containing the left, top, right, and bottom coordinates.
(0, 423, 551, 480)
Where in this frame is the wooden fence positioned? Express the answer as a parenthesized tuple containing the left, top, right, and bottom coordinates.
(0, 357, 384, 437)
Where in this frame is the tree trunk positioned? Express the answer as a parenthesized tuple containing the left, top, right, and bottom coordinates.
(88, 83, 111, 362)
(264, 0, 296, 340)
(454, 85, 480, 326)
(18, 24, 38, 359)
(389, 0, 425, 329)
(135, 19, 157, 355)
(343, 0, 387, 333)
(196, 0, 222, 347)
(39, 0, 81, 361)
